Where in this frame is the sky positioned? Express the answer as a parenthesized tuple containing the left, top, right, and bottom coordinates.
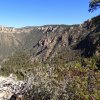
(0, 0, 99, 28)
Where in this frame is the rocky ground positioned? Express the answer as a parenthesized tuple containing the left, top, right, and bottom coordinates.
(0, 74, 33, 100)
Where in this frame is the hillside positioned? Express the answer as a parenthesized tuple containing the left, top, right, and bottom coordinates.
(0, 15, 100, 100)
(0, 16, 99, 63)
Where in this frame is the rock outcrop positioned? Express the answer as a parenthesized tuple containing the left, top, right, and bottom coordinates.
(0, 74, 33, 100)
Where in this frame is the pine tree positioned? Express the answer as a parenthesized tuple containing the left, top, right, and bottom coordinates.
(89, 0, 100, 11)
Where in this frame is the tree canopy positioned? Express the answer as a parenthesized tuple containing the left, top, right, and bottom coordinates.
(89, 0, 100, 11)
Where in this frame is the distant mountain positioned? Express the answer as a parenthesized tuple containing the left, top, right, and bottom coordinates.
(0, 15, 100, 63)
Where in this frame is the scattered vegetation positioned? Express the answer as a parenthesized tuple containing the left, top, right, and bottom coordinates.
(0, 50, 100, 99)
(24, 56, 100, 100)
(0, 51, 33, 80)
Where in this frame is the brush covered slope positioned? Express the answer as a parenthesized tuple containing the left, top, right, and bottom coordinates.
(0, 15, 100, 100)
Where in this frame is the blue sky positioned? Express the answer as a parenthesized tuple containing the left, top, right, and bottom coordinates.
(0, 0, 99, 27)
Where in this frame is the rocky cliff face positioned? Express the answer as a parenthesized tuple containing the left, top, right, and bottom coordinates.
(31, 16, 100, 61)
(0, 16, 100, 62)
